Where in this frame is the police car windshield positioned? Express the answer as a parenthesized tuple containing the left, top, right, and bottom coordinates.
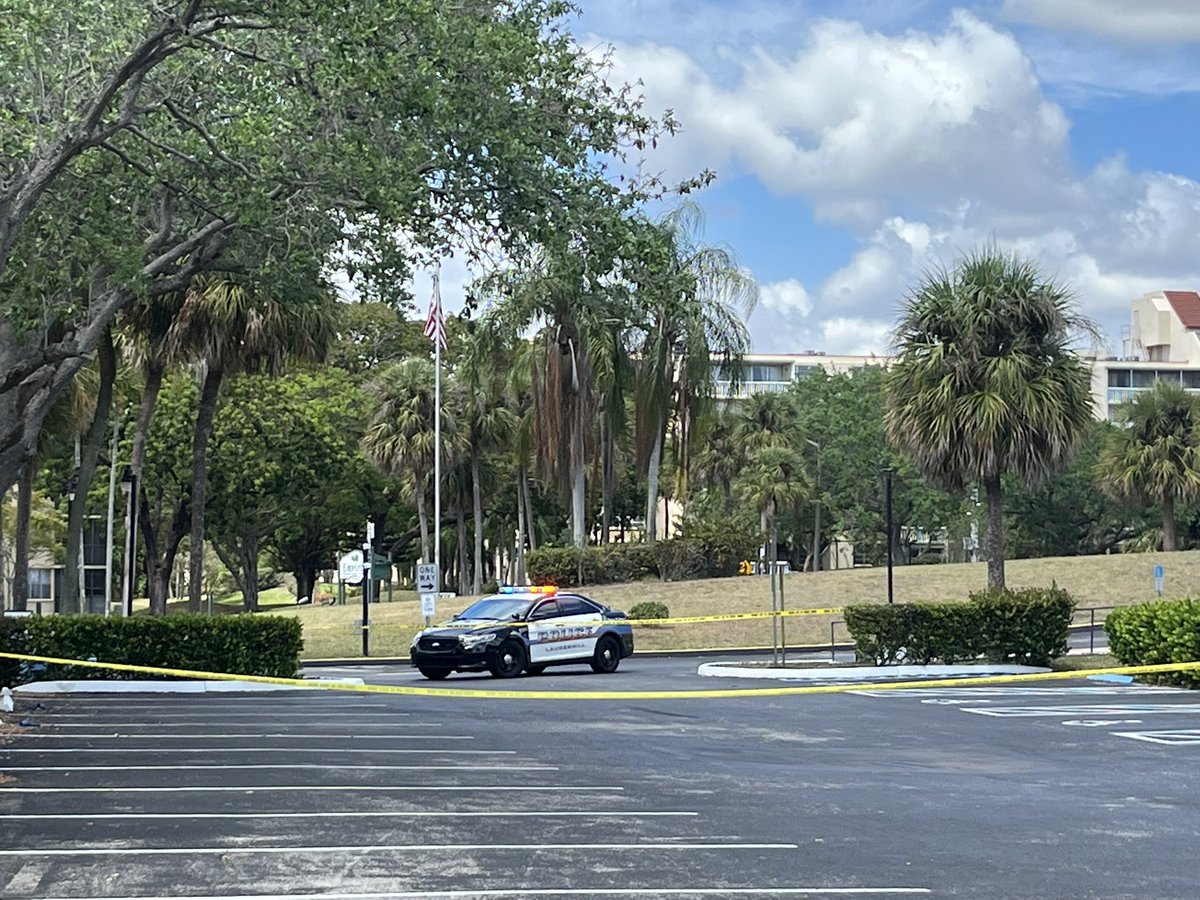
(454, 596, 534, 621)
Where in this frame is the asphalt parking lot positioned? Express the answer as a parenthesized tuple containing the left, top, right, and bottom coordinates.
(1, 658, 1198, 899)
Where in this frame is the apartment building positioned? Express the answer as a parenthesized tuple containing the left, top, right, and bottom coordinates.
(718, 290, 1200, 421)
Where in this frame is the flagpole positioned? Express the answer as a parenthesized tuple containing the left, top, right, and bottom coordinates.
(432, 273, 442, 621)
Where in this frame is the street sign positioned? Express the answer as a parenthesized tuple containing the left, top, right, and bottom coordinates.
(416, 563, 438, 594)
(1154, 564, 1165, 596)
(420, 593, 437, 618)
(339, 550, 364, 584)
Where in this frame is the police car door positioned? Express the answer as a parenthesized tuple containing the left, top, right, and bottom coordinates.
(526, 597, 601, 662)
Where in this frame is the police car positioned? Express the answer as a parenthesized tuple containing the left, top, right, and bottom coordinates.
(409, 586, 635, 680)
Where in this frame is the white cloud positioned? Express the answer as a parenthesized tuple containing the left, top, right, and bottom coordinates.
(1001, 0, 1200, 44)
(606, 12, 1074, 225)
(759, 278, 812, 315)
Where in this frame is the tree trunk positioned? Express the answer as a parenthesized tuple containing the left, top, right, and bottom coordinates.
(416, 486, 430, 563)
(241, 535, 260, 612)
(571, 403, 586, 549)
(645, 426, 662, 545)
(1162, 491, 1177, 552)
(522, 474, 538, 551)
(188, 367, 224, 612)
(457, 509, 469, 595)
(471, 456, 483, 596)
(983, 471, 1006, 589)
(0, 484, 6, 607)
(600, 415, 613, 544)
(11, 456, 34, 611)
(515, 468, 526, 585)
(62, 327, 116, 615)
(143, 493, 188, 615)
(295, 566, 317, 603)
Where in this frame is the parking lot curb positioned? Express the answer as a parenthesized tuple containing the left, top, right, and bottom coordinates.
(696, 662, 1049, 681)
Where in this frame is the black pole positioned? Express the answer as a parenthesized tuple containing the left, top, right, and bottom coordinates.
(884, 467, 895, 604)
(124, 471, 139, 617)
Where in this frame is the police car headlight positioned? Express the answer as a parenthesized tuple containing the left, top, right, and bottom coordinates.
(460, 632, 499, 650)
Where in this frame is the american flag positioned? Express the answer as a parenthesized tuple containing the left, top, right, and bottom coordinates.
(423, 271, 447, 351)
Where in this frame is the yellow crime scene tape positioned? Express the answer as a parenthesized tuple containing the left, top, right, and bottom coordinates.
(297, 608, 847, 636)
(3, 650, 1200, 701)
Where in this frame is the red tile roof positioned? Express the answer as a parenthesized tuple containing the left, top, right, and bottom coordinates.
(1164, 291, 1200, 329)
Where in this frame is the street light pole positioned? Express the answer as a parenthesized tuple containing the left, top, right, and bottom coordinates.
(120, 467, 138, 617)
(806, 439, 821, 572)
(883, 466, 895, 604)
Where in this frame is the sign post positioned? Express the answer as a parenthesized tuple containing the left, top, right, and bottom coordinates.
(1154, 564, 1165, 597)
(417, 563, 439, 626)
(362, 522, 375, 657)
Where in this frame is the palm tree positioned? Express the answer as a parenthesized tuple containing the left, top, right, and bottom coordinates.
(1097, 381, 1200, 551)
(634, 205, 755, 543)
(885, 248, 1095, 588)
(694, 409, 740, 509)
(169, 274, 336, 611)
(362, 357, 460, 565)
(734, 446, 811, 577)
(734, 392, 800, 453)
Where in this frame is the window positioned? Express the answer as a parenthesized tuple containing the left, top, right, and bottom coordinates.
(529, 600, 561, 620)
(1108, 369, 1131, 388)
(83, 519, 106, 567)
(1156, 370, 1183, 385)
(747, 364, 787, 382)
(1131, 370, 1158, 388)
(557, 597, 598, 616)
(1184, 371, 1200, 389)
(28, 568, 51, 600)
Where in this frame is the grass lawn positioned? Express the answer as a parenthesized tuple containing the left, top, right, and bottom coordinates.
(271, 550, 1199, 660)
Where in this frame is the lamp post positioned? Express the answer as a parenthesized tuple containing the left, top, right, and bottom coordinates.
(805, 439, 821, 572)
(883, 466, 895, 604)
(119, 466, 138, 617)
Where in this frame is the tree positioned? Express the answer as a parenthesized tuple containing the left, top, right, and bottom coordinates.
(734, 446, 811, 577)
(1, 1, 679, 494)
(207, 372, 361, 610)
(169, 273, 335, 611)
(1096, 381, 1200, 552)
(886, 248, 1095, 588)
(362, 357, 460, 567)
(634, 204, 755, 543)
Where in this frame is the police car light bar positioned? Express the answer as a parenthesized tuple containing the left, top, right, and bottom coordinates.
(499, 585, 558, 595)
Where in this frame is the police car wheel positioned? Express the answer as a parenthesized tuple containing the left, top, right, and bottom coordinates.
(526, 664, 547, 676)
(590, 635, 621, 674)
(488, 640, 527, 678)
(417, 667, 451, 680)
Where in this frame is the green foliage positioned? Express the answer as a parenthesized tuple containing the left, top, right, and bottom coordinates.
(1106, 599, 1200, 688)
(628, 601, 669, 620)
(0, 614, 303, 687)
(845, 586, 1074, 667)
(526, 537, 746, 587)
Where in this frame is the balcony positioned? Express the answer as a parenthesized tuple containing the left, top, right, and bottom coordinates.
(714, 380, 792, 400)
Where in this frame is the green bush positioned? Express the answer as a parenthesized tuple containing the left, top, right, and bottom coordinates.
(1106, 598, 1200, 688)
(845, 586, 1074, 667)
(526, 537, 752, 588)
(0, 614, 303, 688)
(911, 553, 943, 565)
(628, 601, 669, 620)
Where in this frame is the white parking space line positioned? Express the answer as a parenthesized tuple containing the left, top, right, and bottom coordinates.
(38, 721, 446, 729)
(1111, 729, 1200, 745)
(0, 764, 556, 772)
(854, 687, 1177, 698)
(0, 785, 626, 794)
(35, 889, 932, 898)
(963, 704, 1200, 718)
(0, 841, 798, 856)
(0, 810, 699, 820)
(25, 712, 415, 719)
(0, 747, 513, 755)
(6, 733, 474, 740)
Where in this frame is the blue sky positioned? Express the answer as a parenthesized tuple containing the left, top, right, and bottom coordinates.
(571, 0, 1200, 354)
(419, 1, 1200, 356)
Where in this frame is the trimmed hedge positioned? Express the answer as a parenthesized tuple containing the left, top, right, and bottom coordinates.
(0, 615, 303, 688)
(527, 536, 757, 587)
(1106, 599, 1200, 688)
(845, 586, 1074, 667)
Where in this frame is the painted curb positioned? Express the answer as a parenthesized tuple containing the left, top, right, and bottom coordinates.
(13, 677, 365, 695)
(696, 662, 1049, 682)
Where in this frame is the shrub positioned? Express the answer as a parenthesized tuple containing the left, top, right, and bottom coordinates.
(911, 553, 943, 565)
(0, 614, 303, 688)
(628, 601, 669, 620)
(844, 586, 1074, 667)
(1106, 598, 1200, 688)
(526, 537, 750, 588)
